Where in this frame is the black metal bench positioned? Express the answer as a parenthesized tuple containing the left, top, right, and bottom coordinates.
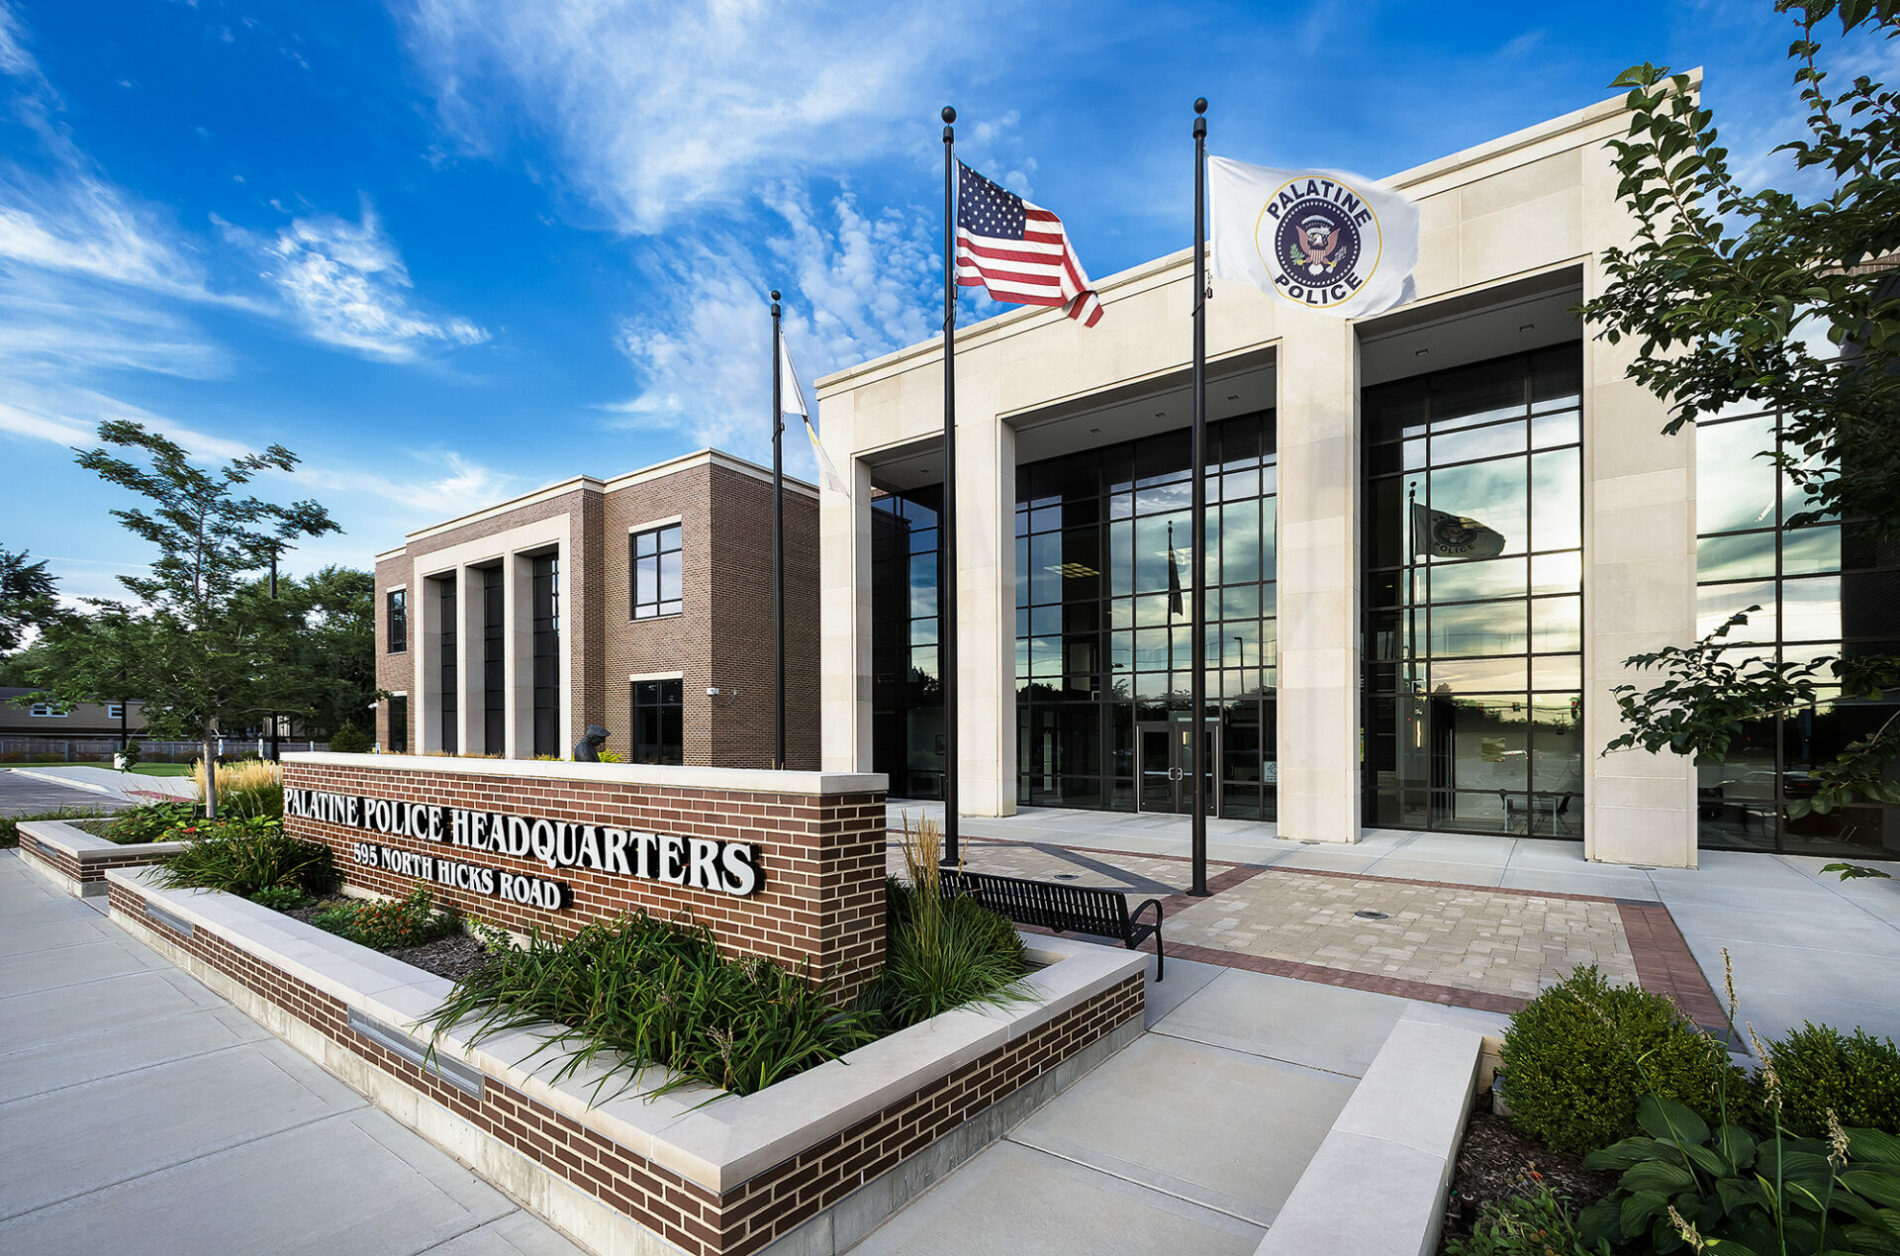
(939, 869, 1165, 979)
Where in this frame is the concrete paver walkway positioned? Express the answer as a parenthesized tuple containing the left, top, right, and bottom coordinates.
(0, 849, 581, 1256)
(850, 957, 1506, 1255)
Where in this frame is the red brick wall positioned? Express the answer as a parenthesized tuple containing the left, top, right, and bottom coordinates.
(282, 759, 886, 996)
(708, 466, 820, 771)
(18, 830, 175, 886)
(110, 872, 1142, 1256)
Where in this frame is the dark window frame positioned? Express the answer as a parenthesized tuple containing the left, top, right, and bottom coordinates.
(631, 677, 685, 765)
(387, 588, 408, 653)
(630, 523, 684, 620)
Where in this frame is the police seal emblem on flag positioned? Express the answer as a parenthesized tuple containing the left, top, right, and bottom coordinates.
(1257, 176, 1382, 309)
(1208, 157, 1419, 319)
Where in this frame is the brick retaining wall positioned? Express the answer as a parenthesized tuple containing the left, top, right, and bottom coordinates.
(108, 872, 1145, 1256)
(17, 821, 185, 896)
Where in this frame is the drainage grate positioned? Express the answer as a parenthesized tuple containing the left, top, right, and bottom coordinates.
(1053, 873, 1080, 881)
(347, 1008, 484, 1099)
(1354, 909, 1390, 920)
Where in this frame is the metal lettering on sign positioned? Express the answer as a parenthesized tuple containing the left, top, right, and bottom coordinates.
(284, 787, 764, 904)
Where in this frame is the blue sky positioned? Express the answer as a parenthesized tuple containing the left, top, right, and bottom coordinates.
(0, 0, 1877, 601)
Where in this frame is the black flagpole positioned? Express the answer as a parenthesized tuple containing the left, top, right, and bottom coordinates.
(941, 105, 960, 866)
(1189, 97, 1211, 897)
(771, 290, 786, 771)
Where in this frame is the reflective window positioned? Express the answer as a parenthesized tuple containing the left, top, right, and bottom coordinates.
(871, 486, 944, 799)
(388, 694, 407, 754)
(436, 575, 457, 755)
(630, 524, 683, 619)
(1017, 413, 1277, 818)
(1695, 408, 1900, 858)
(1361, 345, 1584, 838)
(631, 678, 684, 765)
(532, 554, 560, 757)
(387, 588, 407, 653)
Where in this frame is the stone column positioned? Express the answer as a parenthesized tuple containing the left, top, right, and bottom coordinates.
(1275, 316, 1362, 843)
(1580, 259, 1698, 867)
(956, 414, 1017, 817)
(820, 411, 874, 773)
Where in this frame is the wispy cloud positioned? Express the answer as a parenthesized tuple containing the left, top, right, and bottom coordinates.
(603, 186, 936, 471)
(399, 0, 1013, 234)
(218, 203, 488, 362)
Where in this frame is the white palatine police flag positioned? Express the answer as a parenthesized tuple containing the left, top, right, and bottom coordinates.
(1209, 155, 1419, 319)
(780, 337, 846, 495)
(1412, 504, 1505, 561)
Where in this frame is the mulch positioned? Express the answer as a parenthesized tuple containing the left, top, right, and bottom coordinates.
(1438, 1107, 1614, 1251)
(280, 899, 492, 982)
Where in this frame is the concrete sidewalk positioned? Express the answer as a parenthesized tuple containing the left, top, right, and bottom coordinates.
(6, 763, 199, 802)
(850, 958, 1506, 1255)
(0, 849, 580, 1256)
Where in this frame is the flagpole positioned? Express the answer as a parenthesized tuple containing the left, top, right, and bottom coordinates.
(771, 290, 786, 770)
(940, 105, 961, 866)
(1189, 97, 1210, 897)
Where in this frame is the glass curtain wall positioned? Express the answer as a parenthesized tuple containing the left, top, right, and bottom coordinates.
(1695, 405, 1900, 857)
(871, 486, 945, 798)
(1362, 346, 1584, 836)
(436, 575, 457, 754)
(531, 554, 560, 757)
(1015, 413, 1278, 817)
(482, 566, 503, 754)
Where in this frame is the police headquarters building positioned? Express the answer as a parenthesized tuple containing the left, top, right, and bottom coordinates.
(812, 78, 1900, 869)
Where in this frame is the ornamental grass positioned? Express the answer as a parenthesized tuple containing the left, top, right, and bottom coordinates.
(423, 914, 875, 1098)
(155, 816, 339, 898)
(192, 758, 284, 819)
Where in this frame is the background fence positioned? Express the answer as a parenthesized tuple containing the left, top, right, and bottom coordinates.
(0, 736, 330, 765)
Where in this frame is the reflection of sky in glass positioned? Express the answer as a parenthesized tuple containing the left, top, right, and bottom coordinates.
(1782, 576, 1842, 643)
(1428, 461, 1527, 556)
(1697, 531, 1776, 582)
(1696, 417, 1777, 533)
(1696, 581, 1776, 641)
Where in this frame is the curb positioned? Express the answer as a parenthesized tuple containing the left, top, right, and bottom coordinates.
(6, 767, 120, 797)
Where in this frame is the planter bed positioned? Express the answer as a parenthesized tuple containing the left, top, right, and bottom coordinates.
(17, 819, 191, 897)
(106, 866, 1146, 1256)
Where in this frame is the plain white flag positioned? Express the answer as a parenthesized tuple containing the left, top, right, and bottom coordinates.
(779, 337, 845, 495)
(1208, 155, 1419, 319)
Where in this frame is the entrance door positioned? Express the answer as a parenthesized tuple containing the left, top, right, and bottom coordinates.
(1136, 720, 1219, 816)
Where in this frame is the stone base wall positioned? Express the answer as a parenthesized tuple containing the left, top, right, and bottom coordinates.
(107, 872, 1144, 1256)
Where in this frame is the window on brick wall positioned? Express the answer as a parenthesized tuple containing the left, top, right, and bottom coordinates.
(389, 695, 408, 754)
(632, 678, 684, 764)
(630, 524, 683, 619)
(387, 588, 407, 652)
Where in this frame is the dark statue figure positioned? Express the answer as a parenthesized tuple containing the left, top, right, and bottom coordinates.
(573, 724, 611, 763)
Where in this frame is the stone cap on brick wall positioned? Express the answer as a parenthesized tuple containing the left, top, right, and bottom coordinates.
(108, 865, 1141, 1194)
(283, 752, 886, 797)
(19, 819, 191, 860)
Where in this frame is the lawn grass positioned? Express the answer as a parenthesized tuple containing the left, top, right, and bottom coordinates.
(126, 763, 193, 777)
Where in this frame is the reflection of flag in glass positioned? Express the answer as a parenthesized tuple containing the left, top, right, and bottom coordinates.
(1411, 504, 1505, 560)
(1166, 522, 1184, 617)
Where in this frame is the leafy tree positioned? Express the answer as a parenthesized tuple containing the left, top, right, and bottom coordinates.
(1584, 0, 1900, 872)
(0, 545, 61, 654)
(241, 564, 379, 740)
(38, 422, 339, 816)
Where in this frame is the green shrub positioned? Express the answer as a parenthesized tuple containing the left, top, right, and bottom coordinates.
(1769, 1023, 1900, 1138)
(1582, 1093, 1900, 1254)
(106, 800, 200, 844)
(1499, 966, 1753, 1155)
(248, 885, 312, 911)
(424, 914, 873, 1097)
(1447, 1186, 1609, 1256)
(327, 724, 370, 754)
(0, 806, 113, 847)
(155, 817, 338, 898)
(862, 877, 1028, 1030)
(313, 887, 457, 951)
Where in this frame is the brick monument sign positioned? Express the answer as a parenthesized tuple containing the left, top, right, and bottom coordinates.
(280, 753, 888, 997)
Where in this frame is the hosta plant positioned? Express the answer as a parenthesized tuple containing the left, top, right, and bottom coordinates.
(1580, 1094, 1900, 1255)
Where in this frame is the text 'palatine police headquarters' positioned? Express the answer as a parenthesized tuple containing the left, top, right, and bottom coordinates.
(284, 787, 762, 897)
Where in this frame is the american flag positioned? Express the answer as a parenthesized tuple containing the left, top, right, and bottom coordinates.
(955, 161, 1102, 327)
